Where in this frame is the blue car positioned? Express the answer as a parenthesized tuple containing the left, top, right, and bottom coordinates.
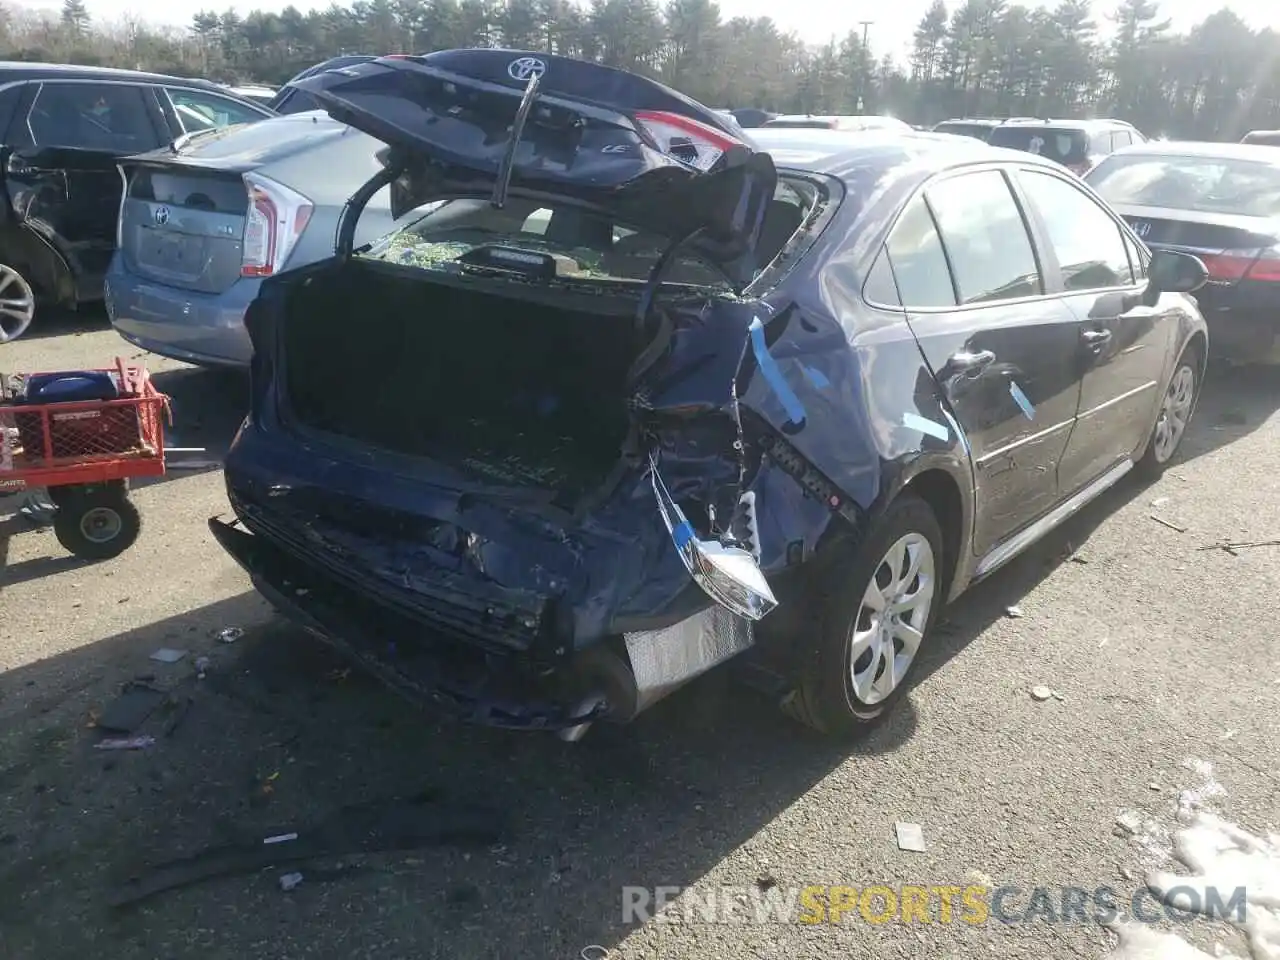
(211, 50, 1209, 741)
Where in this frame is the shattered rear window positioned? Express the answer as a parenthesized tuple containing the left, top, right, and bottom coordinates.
(360, 198, 734, 289)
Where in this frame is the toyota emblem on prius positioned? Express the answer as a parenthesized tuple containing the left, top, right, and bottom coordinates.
(153, 205, 171, 226)
(1133, 221, 1151, 238)
(508, 56, 547, 81)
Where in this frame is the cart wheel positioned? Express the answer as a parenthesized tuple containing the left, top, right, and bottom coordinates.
(54, 489, 142, 560)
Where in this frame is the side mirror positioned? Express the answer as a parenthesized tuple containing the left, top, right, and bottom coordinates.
(1147, 249, 1209, 297)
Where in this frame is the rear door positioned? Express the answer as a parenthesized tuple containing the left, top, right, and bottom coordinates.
(3, 79, 168, 297)
(1013, 166, 1170, 495)
(880, 166, 1083, 557)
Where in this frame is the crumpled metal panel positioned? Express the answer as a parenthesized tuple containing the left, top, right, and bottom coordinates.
(624, 605, 754, 714)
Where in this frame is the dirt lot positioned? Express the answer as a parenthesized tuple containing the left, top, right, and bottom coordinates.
(1, 312, 1277, 960)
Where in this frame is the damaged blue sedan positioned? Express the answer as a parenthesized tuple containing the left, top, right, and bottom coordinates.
(211, 50, 1210, 740)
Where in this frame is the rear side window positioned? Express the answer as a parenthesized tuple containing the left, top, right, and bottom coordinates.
(1017, 170, 1133, 290)
(1112, 129, 1133, 149)
(925, 170, 1042, 303)
(24, 82, 158, 152)
(272, 87, 323, 115)
(989, 126, 1089, 164)
(884, 195, 955, 308)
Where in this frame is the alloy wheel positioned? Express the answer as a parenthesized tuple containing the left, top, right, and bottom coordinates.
(0, 263, 36, 343)
(1152, 364, 1195, 463)
(848, 531, 936, 706)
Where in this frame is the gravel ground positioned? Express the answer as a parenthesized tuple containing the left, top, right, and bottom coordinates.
(1, 312, 1277, 960)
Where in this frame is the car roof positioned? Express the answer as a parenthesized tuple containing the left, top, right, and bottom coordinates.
(995, 117, 1134, 131)
(1103, 140, 1280, 163)
(749, 126, 1062, 179)
(0, 61, 232, 91)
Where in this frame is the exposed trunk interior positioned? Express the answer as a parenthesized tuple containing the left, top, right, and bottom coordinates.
(281, 261, 645, 502)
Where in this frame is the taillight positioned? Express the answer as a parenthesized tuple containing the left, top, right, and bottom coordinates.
(1245, 249, 1280, 281)
(633, 110, 743, 172)
(240, 173, 313, 278)
(115, 164, 128, 248)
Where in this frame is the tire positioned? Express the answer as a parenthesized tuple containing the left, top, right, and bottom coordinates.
(53, 488, 142, 560)
(0, 261, 37, 344)
(1135, 344, 1201, 483)
(782, 494, 945, 738)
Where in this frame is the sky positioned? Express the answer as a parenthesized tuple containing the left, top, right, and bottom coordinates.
(8, 0, 1280, 62)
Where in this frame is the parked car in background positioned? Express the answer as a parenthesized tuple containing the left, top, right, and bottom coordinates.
(0, 62, 274, 343)
(762, 114, 911, 132)
(1240, 129, 1280, 146)
(987, 118, 1145, 175)
(267, 54, 411, 114)
(211, 49, 1208, 745)
(106, 111, 395, 367)
(1086, 140, 1280, 363)
(729, 108, 776, 128)
(220, 83, 278, 107)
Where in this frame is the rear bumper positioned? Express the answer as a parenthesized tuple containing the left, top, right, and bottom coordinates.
(210, 515, 611, 731)
(104, 258, 258, 368)
(1194, 296, 1280, 362)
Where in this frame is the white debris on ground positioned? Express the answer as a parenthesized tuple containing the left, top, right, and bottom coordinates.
(1104, 759, 1279, 960)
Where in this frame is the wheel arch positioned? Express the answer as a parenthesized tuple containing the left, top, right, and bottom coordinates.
(0, 220, 76, 305)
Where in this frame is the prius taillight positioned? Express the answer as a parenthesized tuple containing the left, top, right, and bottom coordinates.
(241, 173, 313, 278)
(633, 110, 743, 172)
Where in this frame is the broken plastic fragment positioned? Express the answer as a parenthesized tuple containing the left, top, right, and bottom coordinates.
(278, 871, 304, 892)
(95, 735, 156, 751)
(895, 822, 926, 852)
(217, 627, 244, 644)
(149, 648, 187, 664)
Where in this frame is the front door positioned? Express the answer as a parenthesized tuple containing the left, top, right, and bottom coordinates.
(1012, 167, 1172, 496)
(886, 167, 1084, 557)
(3, 80, 167, 299)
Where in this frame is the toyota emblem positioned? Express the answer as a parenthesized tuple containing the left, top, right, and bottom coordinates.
(153, 205, 171, 226)
(507, 56, 547, 82)
(1133, 221, 1151, 238)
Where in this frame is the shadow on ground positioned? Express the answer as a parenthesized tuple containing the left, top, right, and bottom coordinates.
(0, 356, 1277, 959)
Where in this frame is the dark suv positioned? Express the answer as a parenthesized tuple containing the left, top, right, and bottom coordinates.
(0, 62, 274, 342)
(987, 118, 1146, 176)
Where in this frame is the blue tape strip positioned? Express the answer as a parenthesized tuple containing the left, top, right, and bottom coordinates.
(1009, 380, 1035, 420)
(749, 317, 806, 424)
(800, 364, 831, 389)
(672, 521, 695, 549)
(902, 412, 950, 442)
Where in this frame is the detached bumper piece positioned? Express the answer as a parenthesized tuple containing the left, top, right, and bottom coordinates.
(209, 517, 606, 732)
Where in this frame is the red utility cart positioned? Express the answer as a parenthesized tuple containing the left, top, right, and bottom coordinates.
(1, 359, 170, 559)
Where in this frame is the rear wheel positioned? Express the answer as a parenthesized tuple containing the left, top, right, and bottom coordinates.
(0, 262, 36, 343)
(53, 488, 142, 560)
(782, 494, 944, 738)
(1136, 345, 1200, 482)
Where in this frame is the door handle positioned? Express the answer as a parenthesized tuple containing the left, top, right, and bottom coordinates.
(1082, 329, 1112, 349)
(945, 349, 996, 376)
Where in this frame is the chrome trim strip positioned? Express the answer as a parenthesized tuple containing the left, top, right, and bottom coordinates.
(975, 419, 1073, 466)
(975, 457, 1133, 578)
(1076, 380, 1157, 420)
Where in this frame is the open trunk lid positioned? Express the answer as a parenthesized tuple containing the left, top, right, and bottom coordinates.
(287, 48, 777, 283)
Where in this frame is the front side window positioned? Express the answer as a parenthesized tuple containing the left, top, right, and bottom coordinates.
(925, 169, 1042, 304)
(166, 87, 266, 134)
(24, 82, 157, 152)
(1017, 170, 1134, 291)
